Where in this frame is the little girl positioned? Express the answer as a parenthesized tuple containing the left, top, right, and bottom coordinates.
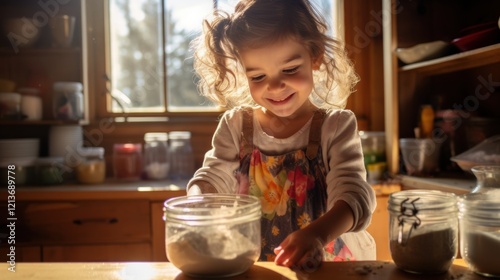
(187, 0, 376, 268)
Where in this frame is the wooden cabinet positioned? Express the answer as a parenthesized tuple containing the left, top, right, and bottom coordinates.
(366, 195, 391, 261)
(0, 184, 185, 262)
(0, 0, 88, 122)
(382, 0, 500, 186)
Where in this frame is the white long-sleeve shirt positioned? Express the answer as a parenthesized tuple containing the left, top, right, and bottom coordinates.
(187, 107, 377, 260)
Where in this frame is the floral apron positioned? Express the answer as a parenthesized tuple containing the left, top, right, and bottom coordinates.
(234, 108, 354, 262)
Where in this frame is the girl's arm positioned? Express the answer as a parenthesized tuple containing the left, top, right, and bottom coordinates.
(186, 108, 243, 194)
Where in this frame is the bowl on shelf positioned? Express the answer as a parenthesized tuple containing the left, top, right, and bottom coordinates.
(399, 138, 441, 176)
(2, 17, 43, 49)
(451, 135, 500, 173)
(396, 40, 453, 64)
(451, 21, 500, 52)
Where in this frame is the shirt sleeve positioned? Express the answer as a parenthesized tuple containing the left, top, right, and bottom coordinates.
(322, 110, 376, 232)
(187, 108, 243, 194)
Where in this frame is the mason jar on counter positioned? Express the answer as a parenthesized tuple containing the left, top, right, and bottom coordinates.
(168, 131, 194, 180)
(388, 190, 458, 274)
(35, 157, 65, 185)
(144, 132, 170, 180)
(459, 192, 500, 277)
(75, 147, 106, 184)
(113, 143, 142, 181)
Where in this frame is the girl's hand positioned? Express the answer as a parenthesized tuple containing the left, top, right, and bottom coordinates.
(273, 228, 324, 270)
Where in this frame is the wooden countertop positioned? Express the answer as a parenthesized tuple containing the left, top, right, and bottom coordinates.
(1, 260, 483, 280)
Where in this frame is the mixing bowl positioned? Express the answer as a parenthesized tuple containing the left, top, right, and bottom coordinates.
(400, 138, 441, 176)
(163, 194, 261, 278)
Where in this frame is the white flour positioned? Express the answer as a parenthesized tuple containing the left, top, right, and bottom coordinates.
(167, 227, 260, 277)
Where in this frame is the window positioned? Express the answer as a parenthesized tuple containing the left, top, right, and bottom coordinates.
(105, 0, 338, 115)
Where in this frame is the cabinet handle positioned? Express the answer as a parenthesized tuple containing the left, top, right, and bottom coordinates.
(73, 218, 118, 225)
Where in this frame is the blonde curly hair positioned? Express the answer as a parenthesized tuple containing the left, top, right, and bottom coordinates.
(192, 0, 359, 110)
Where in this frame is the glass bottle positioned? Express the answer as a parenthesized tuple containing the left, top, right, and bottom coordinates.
(470, 166, 500, 194)
(458, 192, 500, 277)
(168, 131, 195, 180)
(144, 132, 170, 180)
(388, 190, 458, 274)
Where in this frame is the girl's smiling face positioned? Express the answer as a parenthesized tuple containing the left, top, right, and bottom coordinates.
(239, 38, 320, 118)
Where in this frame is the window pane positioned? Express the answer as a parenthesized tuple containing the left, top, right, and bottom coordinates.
(109, 0, 164, 112)
(108, 0, 336, 113)
(165, 0, 216, 111)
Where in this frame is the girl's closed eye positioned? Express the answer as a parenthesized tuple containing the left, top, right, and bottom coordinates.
(283, 66, 300, 74)
(251, 74, 266, 82)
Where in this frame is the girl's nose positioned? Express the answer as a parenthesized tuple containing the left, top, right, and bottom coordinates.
(267, 76, 285, 93)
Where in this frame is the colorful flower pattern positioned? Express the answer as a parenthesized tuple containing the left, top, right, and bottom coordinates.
(235, 144, 354, 262)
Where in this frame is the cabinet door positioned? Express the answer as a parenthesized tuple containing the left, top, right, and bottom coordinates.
(367, 195, 391, 261)
(22, 200, 150, 245)
(150, 202, 168, 261)
(43, 243, 151, 262)
(0, 246, 41, 262)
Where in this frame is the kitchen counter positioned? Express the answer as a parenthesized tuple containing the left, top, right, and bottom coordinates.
(5, 179, 189, 201)
(1, 260, 481, 280)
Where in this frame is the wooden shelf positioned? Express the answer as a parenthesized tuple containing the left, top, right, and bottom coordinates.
(0, 120, 81, 126)
(398, 43, 500, 76)
(0, 47, 82, 56)
(399, 175, 475, 195)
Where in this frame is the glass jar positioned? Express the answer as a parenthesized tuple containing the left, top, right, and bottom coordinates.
(459, 192, 500, 277)
(388, 190, 458, 274)
(168, 131, 194, 180)
(163, 194, 261, 278)
(35, 157, 65, 185)
(113, 143, 142, 181)
(53, 81, 84, 120)
(75, 147, 106, 184)
(144, 132, 170, 180)
(470, 166, 500, 194)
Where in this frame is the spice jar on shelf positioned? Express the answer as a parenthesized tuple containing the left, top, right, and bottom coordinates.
(388, 190, 458, 275)
(52, 81, 84, 120)
(75, 147, 106, 184)
(168, 131, 195, 180)
(113, 143, 143, 181)
(144, 132, 170, 180)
